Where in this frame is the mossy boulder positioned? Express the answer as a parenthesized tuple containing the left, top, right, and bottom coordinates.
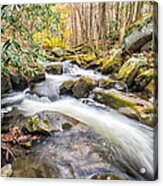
(51, 47, 64, 57)
(134, 68, 154, 91)
(125, 14, 153, 52)
(86, 58, 104, 70)
(98, 79, 126, 91)
(93, 88, 155, 127)
(118, 56, 148, 87)
(72, 76, 96, 98)
(59, 80, 75, 95)
(101, 49, 122, 74)
(45, 63, 63, 75)
(67, 54, 95, 68)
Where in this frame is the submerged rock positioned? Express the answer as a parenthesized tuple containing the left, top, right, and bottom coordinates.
(93, 88, 155, 127)
(118, 56, 148, 87)
(12, 112, 127, 179)
(72, 76, 96, 98)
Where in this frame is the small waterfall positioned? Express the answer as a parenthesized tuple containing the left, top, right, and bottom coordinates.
(18, 98, 154, 179)
(63, 61, 107, 80)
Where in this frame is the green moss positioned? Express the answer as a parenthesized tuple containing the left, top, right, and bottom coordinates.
(102, 49, 122, 74)
(118, 57, 148, 86)
(93, 89, 155, 127)
(60, 80, 75, 95)
(72, 76, 95, 98)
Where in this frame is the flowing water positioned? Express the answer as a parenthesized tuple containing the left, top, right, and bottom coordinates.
(1, 61, 155, 180)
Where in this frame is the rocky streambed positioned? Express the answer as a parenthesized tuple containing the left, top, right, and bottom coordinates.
(1, 20, 157, 179)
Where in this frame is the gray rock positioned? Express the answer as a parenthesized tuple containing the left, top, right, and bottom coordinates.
(125, 23, 153, 52)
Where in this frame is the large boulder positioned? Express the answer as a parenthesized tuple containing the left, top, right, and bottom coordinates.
(118, 56, 148, 87)
(93, 88, 155, 127)
(125, 15, 153, 52)
(72, 77, 96, 98)
(101, 49, 122, 74)
(12, 111, 127, 179)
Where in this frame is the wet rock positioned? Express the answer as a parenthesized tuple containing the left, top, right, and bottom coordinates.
(23, 111, 68, 135)
(59, 80, 75, 95)
(52, 47, 64, 57)
(125, 15, 153, 52)
(10, 72, 28, 91)
(46, 63, 63, 75)
(93, 88, 155, 127)
(1, 164, 12, 177)
(62, 122, 73, 130)
(29, 70, 45, 83)
(1, 74, 12, 94)
(72, 76, 96, 98)
(101, 49, 122, 74)
(135, 68, 154, 91)
(12, 114, 126, 179)
(119, 107, 138, 120)
(118, 56, 148, 87)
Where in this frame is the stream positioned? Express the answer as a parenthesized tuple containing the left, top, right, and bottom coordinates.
(1, 61, 155, 180)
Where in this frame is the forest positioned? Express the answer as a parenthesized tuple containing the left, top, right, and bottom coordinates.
(1, 1, 158, 180)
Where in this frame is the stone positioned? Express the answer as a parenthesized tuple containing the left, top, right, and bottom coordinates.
(72, 77, 96, 98)
(125, 15, 153, 52)
(134, 68, 154, 91)
(59, 80, 75, 95)
(93, 88, 155, 127)
(45, 63, 63, 75)
(118, 56, 148, 87)
(101, 49, 122, 74)
(51, 47, 64, 57)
